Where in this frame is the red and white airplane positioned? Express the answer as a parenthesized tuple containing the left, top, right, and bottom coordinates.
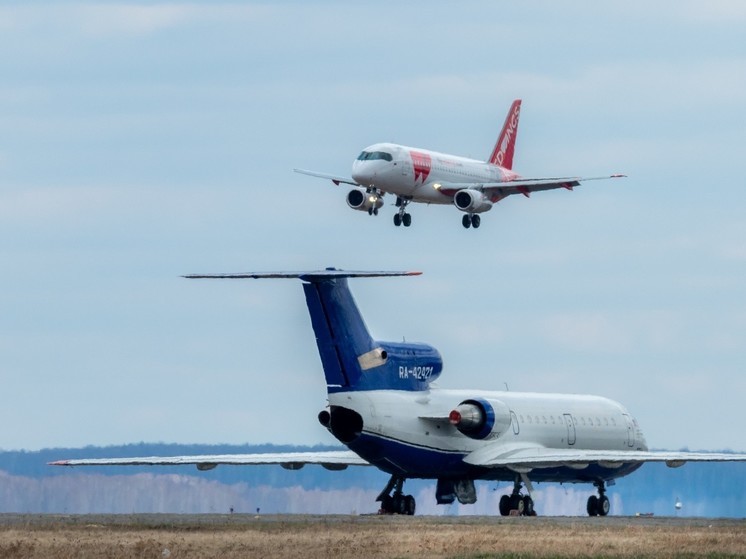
(295, 99, 625, 229)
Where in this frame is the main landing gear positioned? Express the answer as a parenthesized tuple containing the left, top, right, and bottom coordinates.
(377, 475, 416, 515)
(587, 480, 611, 516)
(393, 197, 412, 227)
(461, 214, 481, 229)
(498, 477, 536, 516)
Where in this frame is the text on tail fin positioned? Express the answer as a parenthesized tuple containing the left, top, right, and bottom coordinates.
(488, 99, 522, 169)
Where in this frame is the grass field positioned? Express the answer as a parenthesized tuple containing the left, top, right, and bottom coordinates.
(0, 514, 744, 558)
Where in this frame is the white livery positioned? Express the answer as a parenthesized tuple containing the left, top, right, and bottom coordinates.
(52, 270, 746, 517)
(296, 100, 625, 229)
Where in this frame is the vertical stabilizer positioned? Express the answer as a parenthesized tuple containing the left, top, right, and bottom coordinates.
(302, 277, 374, 390)
(488, 99, 522, 169)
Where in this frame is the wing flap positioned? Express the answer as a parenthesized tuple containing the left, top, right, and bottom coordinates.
(465, 444, 746, 469)
(437, 175, 625, 198)
(50, 450, 371, 470)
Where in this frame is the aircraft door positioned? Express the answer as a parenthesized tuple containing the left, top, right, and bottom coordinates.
(510, 411, 519, 435)
(399, 156, 410, 179)
(622, 414, 635, 447)
(563, 413, 576, 446)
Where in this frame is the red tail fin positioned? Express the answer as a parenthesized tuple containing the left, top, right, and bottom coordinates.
(488, 99, 521, 169)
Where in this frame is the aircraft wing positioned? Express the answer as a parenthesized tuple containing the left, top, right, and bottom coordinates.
(437, 175, 625, 199)
(464, 444, 746, 470)
(50, 450, 371, 471)
(294, 168, 360, 187)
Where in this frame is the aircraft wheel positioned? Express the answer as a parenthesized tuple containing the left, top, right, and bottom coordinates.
(599, 495, 610, 516)
(510, 494, 525, 515)
(380, 495, 394, 514)
(471, 214, 481, 228)
(499, 494, 511, 516)
(404, 494, 416, 516)
(522, 495, 534, 516)
(587, 495, 599, 516)
(462, 214, 471, 229)
(368, 208, 373, 216)
(373, 208, 379, 216)
(390, 494, 406, 515)
(393, 214, 401, 227)
(402, 213, 412, 227)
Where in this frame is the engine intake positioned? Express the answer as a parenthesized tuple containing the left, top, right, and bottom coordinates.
(453, 189, 493, 213)
(347, 188, 384, 212)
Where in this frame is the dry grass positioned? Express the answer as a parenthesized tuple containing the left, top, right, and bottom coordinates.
(0, 515, 744, 558)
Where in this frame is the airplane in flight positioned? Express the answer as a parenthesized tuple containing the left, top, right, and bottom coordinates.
(295, 100, 625, 229)
(52, 270, 746, 516)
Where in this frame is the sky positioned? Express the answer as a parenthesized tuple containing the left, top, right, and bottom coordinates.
(1, 1, 745, 453)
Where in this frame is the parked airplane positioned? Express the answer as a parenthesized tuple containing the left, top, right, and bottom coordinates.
(51, 270, 746, 516)
(295, 100, 625, 229)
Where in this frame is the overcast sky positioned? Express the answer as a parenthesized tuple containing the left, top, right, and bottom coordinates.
(1, 1, 745, 453)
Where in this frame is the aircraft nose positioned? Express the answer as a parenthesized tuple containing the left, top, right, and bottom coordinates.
(352, 163, 374, 186)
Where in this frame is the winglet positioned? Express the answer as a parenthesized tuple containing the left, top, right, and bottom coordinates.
(488, 99, 522, 169)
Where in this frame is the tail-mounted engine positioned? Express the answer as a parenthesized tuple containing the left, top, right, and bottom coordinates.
(453, 189, 493, 213)
(347, 187, 384, 213)
(449, 398, 511, 440)
(318, 406, 363, 443)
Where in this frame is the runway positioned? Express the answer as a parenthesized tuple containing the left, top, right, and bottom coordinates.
(1, 514, 743, 558)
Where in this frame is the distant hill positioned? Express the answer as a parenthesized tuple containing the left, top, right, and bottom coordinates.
(1, 444, 744, 517)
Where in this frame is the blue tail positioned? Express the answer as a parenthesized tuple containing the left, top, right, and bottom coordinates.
(184, 269, 443, 393)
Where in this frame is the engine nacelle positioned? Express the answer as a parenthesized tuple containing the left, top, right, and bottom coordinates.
(347, 187, 384, 212)
(453, 189, 493, 214)
(449, 398, 512, 440)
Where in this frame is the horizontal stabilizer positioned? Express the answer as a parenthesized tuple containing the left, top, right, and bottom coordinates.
(184, 269, 421, 282)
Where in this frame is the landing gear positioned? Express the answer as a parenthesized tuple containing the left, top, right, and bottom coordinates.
(587, 480, 611, 516)
(394, 197, 412, 227)
(461, 214, 480, 229)
(377, 475, 416, 515)
(368, 207, 379, 216)
(498, 477, 535, 516)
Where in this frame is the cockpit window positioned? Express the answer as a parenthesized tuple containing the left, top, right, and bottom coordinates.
(357, 151, 393, 162)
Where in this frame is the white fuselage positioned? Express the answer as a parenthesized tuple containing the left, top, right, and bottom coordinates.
(330, 386, 647, 482)
(351, 143, 518, 204)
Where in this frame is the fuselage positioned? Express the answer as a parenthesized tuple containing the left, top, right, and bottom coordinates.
(330, 387, 647, 483)
(351, 143, 519, 204)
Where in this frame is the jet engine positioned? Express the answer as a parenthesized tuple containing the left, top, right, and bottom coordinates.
(347, 187, 384, 212)
(453, 189, 493, 213)
(449, 398, 511, 440)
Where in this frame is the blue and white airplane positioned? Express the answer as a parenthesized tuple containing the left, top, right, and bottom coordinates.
(52, 270, 746, 516)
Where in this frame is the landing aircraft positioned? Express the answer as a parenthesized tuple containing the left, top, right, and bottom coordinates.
(295, 100, 625, 229)
(52, 270, 746, 516)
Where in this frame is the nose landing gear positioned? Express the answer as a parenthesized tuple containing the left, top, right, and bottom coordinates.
(393, 197, 412, 227)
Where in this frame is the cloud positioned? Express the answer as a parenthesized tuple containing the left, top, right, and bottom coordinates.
(680, 0, 746, 23)
(0, 4, 278, 37)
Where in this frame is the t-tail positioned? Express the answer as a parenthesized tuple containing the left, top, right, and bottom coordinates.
(184, 269, 443, 393)
(488, 99, 521, 169)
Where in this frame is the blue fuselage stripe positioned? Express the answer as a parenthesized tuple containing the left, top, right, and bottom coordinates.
(347, 432, 642, 482)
